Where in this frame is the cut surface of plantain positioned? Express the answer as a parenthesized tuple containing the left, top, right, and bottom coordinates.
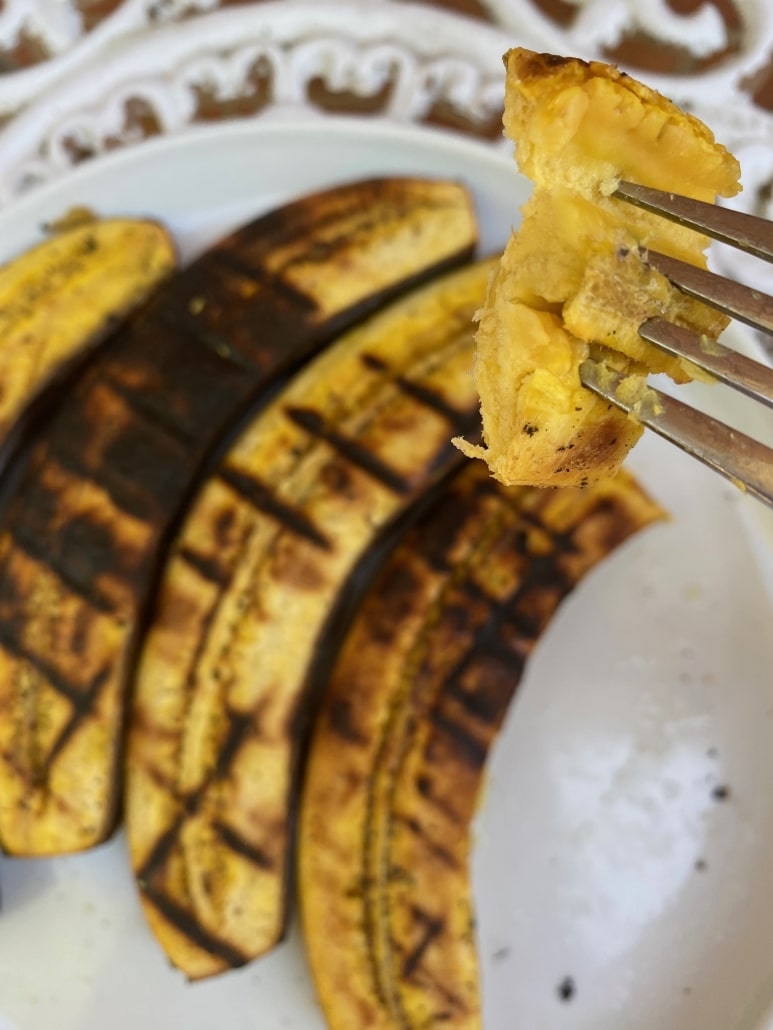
(125, 258, 495, 980)
(456, 48, 742, 487)
(0, 218, 176, 443)
(299, 463, 663, 1029)
(0, 177, 478, 859)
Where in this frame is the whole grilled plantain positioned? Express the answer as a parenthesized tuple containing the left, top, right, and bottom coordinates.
(299, 464, 663, 1028)
(0, 218, 176, 445)
(0, 177, 478, 859)
(124, 258, 495, 980)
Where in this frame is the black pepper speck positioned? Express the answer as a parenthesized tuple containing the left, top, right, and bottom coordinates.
(557, 976, 575, 1002)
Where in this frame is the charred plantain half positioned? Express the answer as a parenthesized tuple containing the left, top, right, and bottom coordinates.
(299, 463, 663, 1029)
(124, 258, 495, 979)
(0, 218, 176, 444)
(0, 177, 478, 859)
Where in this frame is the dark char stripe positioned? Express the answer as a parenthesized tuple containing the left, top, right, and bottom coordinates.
(218, 466, 331, 549)
(429, 709, 487, 770)
(178, 546, 231, 587)
(143, 885, 251, 968)
(8, 525, 118, 615)
(401, 904, 445, 980)
(157, 306, 259, 375)
(393, 375, 469, 424)
(214, 821, 274, 870)
(399, 814, 458, 870)
(213, 248, 319, 314)
(44, 666, 113, 768)
(284, 406, 411, 494)
(360, 352, 471, 425)
(0, 625, 107, 709)
(102, 375, 198, 449)
(139, 710, 258, 881)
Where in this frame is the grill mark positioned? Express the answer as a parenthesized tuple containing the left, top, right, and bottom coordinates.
(327, 697, 368, 745)
(138, 708, 257, 881)
(135, 579, 254, 884)
(213, 248, 319, 314)
(218, 466, 331, 549)
(142, 884, 251, 968)
(284, 406, 411, 494)
(414, 773, 463, 826)
(215, 708, 254, 781)
(157, 305, 260, 375)
(214, 821, 274, 870)
(429, 709, 487, 770)
(137, 813, 185, 882)
(102, 374, 198, 449)
(437, 512, 582, 724)
(178, 546, 230, 587)
(6, 526, 119, 615)
(360, 349, 475, 427)
(361, 352, 389, 373)
(399, 814, 458, 870)
(393, 375, 469, 424)
(0, 626, 105, 709)
(44, 665, 113, 767)
(401, 905, 445, 980)
(48, 437, 171, 525)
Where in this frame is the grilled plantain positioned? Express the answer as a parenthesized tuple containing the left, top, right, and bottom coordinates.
(0, 218, 176, 444)
(124, 258, 495, 979)
(0, 177, 478, 859)
(299, 463, 663, 1028)
(457, 48, 741, 488)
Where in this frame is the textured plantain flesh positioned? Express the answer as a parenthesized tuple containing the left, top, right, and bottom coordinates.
(124, 258, 495, 980)
(0, 177, 478, 859)
(0, 217, 176, 446)
(457, 48, 741, 487)
(299, 464, 663, 1029)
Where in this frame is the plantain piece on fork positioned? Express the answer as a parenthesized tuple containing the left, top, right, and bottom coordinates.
(455, 48, 753, 490)
(580, 181, 773, 507)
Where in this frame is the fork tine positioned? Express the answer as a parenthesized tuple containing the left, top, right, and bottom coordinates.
(615, 181, 773, 262)
(579, 359, 773, 508)
(640, 317, 773, 408)
(644, 249, 773, 335)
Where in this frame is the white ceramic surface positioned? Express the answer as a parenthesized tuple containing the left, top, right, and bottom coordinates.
(0, 116, 770, 1030)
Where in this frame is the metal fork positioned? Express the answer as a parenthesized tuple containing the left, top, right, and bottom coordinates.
(578, 180, 773, 508)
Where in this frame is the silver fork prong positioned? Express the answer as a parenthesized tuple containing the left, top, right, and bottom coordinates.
(579, 359, 773, 508)
(640, 317, 773, 409)
(615, 180, 773, 262)
(644, 249, 773, 336)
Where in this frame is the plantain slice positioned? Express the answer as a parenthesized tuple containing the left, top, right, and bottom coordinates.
(0, 177, 478, 859)
(124, 258, 495, 979)
(0, 218, 176, 445)
(299, 463, 663, 1029)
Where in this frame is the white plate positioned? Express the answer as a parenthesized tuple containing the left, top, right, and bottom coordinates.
(0, 118, 772, 1030)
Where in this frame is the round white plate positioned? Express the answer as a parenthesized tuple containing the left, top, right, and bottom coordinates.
(0, 117, 771, 1030)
